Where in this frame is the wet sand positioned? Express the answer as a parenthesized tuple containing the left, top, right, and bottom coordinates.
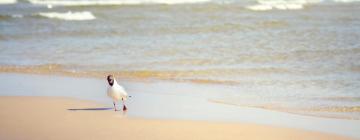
(0, 96, 353, 140)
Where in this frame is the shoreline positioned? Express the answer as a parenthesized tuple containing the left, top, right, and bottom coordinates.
(0, 70, 359, 120)
(0, 96, 353, 140)
(1, 72, 360, 139)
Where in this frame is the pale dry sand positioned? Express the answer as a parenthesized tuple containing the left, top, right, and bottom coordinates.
(0, 96, 353, 140)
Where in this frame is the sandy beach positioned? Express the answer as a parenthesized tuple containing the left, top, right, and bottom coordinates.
(2, 0, 360, 139)
(0, 73, 359, 140)
(0, 96, 353, 140)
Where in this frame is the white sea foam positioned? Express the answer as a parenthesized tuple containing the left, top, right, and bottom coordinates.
(246, 4, 304, 11)
(246, 0, 322, 11)
(28, 0, 210, 6)
(246, 0, 360, 11)
(246, 4, 273, 11)
(333, 0, 360, 2)
(38, 11, 96, 21)
(0, 0, 17, 4)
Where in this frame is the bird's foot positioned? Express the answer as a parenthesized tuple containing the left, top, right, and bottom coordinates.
(123, 106, 127, 111)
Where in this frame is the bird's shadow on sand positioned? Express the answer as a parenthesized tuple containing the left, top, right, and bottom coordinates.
(67, 107, 113, 111)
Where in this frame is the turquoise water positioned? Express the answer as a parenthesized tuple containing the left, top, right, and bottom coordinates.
(0, 0, 360, 119)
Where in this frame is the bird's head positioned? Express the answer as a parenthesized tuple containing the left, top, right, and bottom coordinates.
(107, 75, 114, 86)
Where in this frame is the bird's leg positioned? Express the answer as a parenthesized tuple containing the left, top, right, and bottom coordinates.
(113, 101, 117, 111)
(122, 98, 127, 111)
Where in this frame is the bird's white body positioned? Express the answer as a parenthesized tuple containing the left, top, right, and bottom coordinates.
(107, 79, 128, 102)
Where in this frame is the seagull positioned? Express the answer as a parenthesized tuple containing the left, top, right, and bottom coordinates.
(107, 75, 128, 111)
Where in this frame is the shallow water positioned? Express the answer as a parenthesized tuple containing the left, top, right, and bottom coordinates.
(1, 0, 360, 119)
(1, 73, 360, 139)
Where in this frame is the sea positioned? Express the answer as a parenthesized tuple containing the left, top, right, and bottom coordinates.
(0, 0, 360, 120)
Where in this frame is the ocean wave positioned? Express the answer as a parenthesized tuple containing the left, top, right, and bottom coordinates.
(0, 0, 17, 5)
(38, 11, 96, 21)
(245, 0, 360, 11)
(333, 0, 360, 2)
(246, 4, 304, 11)
(25, 0, 360, 8)
(27, 0, 211, 6)
(245, 0, 320, 11)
